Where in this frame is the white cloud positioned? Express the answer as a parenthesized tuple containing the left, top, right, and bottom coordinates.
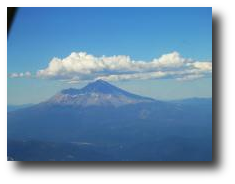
(67, 80, 80, 84)
(9, 51, 212, 82)
(152, 51, 187, 68)
(9, 73, 19, 78)
(187, 61, 212, 71)
(9, 71, 31, 78)
(24, 71, 31, 77)
(176, 74, 205, 81)
(96, 71, 167, 81)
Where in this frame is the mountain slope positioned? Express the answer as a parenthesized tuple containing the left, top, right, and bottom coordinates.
(7, 104, 33, 112)
(45, 80, 155, 107)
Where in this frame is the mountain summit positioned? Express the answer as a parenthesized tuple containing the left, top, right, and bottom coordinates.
(46, 80, 155, 107)
(61, 79, 124, 95)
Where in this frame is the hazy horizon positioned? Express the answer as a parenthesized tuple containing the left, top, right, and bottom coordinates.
(8, 78, 212, 105)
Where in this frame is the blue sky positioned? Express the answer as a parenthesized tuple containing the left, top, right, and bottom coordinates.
(7, 7, 212, 105)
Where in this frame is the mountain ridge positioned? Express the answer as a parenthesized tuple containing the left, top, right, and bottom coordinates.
(46, 79, 155, 107)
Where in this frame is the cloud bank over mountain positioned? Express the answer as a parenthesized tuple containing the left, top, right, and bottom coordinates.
(9, 51, 212, 83)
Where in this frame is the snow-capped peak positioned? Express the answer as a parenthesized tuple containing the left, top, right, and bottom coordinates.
(47, 80, 155, 107)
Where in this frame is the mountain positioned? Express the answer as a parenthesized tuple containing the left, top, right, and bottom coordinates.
(7, 80, 212, 161)
(7, 104, 33, 112)
(45, 79, 155, 107)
